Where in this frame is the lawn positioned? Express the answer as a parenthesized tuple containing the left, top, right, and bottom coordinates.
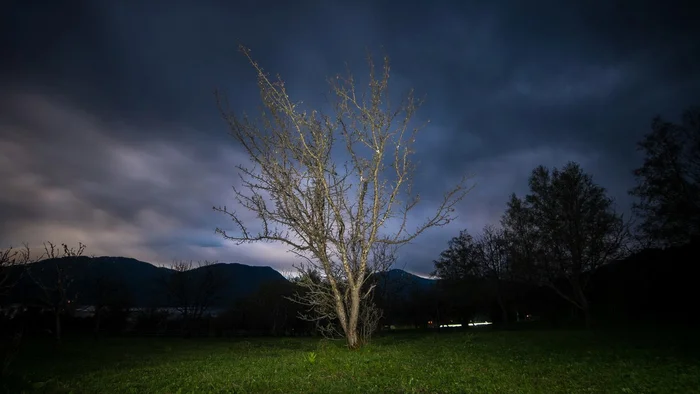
(4, 328, 699, 393)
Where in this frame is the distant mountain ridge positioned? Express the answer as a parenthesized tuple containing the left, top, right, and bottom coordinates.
(6, 256, 432, 308)
(376, 268, 436, 298)
(7, 256, 286, 308)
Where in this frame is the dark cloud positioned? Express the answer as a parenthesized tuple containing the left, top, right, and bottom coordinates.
(1, 0, 698, 275)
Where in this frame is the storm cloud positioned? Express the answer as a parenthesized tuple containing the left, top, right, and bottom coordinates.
(1, 0, 698, 275)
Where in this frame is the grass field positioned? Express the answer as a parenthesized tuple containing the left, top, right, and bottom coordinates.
(3, 328, 699, 393)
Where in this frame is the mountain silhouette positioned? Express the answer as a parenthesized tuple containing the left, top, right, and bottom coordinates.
(374, 268, 436, 299)
(6, 256, 430, 309)
(7, 256, 286, 308)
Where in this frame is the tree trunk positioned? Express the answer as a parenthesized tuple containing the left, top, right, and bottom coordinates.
(572, 281, 592, 329)
(271, 304, 278, 336)
(182, 313, 191, 338)
(495, 279, 508, 325)
(345, 288, 361, 349)
(435, 304, 441, 332)
(583, 304, 592, 329)
(54, 310, 62, 343)
(94, 308, 101, 339)
(497, 295, 508, 325)
(345, 322, 360, 349)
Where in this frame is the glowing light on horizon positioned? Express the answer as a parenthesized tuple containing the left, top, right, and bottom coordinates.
(468, 321, 492, 326)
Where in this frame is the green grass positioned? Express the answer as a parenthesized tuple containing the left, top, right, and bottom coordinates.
(4, 329, 699, 393)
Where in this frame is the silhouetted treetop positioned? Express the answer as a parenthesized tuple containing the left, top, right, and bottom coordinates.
(629, 106, 700, 247)
(501, 161, 630, 328)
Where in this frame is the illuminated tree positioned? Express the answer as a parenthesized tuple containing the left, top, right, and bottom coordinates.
(214, 46, 470, 349)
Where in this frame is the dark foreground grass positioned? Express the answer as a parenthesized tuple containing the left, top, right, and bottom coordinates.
(4, 328, 699, 393)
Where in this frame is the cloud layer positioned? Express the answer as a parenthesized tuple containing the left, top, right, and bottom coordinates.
(1, 0, 698, 275)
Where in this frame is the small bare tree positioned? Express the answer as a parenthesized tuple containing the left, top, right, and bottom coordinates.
(214, 46, 471, 349)
(1, 244, 32, 378)
(25, 242, 86, 342)
(475, 225, 511, 324)
(91, 270, 131, 338)
(0, 244, 30, 302)
(162, 260, 226, 337)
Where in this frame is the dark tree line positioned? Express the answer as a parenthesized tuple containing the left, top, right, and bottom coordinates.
(1, 251, 345, 341)
(432, 105, 699, 329)
(160, 260, 229, 337)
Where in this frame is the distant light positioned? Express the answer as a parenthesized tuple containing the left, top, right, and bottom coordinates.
(440, 323, 462, 328)
(468, 321, 492, 326)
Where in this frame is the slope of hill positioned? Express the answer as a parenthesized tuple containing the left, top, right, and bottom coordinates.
(7, 256, 286, 308)
(187, 262, 287, 306)
(376, 269, 436, 298)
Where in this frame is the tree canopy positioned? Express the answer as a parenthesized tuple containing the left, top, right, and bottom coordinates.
(629, 106, 700, 247)
(501, 162, 629, 327)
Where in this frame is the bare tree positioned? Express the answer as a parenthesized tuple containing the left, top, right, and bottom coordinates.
(0, 244, 31, 302)
(432, 227, 512, 324)
(502, 162, 630, 328)
(214, 46, 470, 349)
(163, 260, 226, 337)
(91, 270, 131, 338)
(25, 242, 86, 342)
(92, 273, 113, 338)
(0, 244, 32, 378)
(476, 225, 511, 324)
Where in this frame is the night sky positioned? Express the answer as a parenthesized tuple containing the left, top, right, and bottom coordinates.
(2, 0, 699, 276)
